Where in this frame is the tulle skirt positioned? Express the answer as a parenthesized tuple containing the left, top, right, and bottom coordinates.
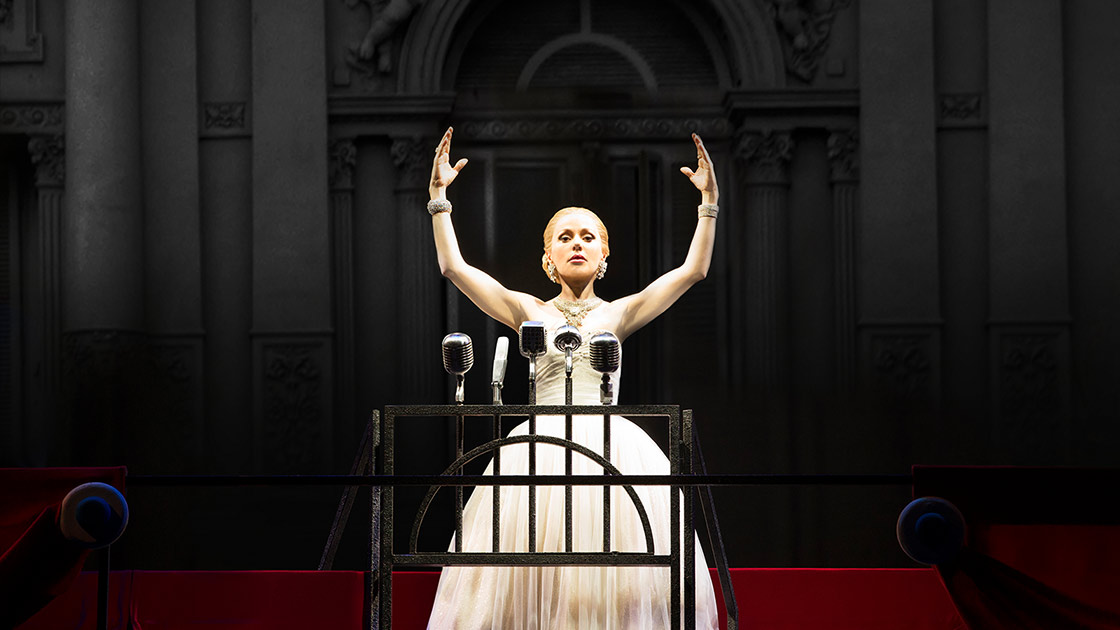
(426, 415, 719, 630)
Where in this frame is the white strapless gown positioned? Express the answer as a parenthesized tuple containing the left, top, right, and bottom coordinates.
(426, 318, 719, 629)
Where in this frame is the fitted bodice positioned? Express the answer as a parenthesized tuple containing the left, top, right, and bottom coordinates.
(534, 316, 621, 405)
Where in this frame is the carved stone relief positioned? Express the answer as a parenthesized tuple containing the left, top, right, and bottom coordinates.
(870, 334, 934, 399)
(0, 104, 63, 133)
(201, 102, 249, 138)
(260, 341, 330, 471)
(337, 0, 423, 88)
(0, 0, 44, 62)
(938, 93, 985, 128)
(767, 0, 851, 83)
(995, 330, 1068, 458)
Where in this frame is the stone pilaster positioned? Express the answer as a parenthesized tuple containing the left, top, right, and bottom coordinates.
(735, 129, 794, 395)
(392, 136, 442, 403)
(734, 128, 795, 565)
(198, 0, 253, 470)
(27, 134, 64, 465)
(330, 138, 358, 447)
(858, 0, 941, 413)
(827, 129, 858, 395)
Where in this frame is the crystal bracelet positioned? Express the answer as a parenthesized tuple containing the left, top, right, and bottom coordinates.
(427, 199, 452, 215)
(698, 203, 719, 218)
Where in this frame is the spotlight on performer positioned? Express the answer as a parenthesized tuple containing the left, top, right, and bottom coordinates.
(518, 321, 546, 403)
(589, 332, 620, 405)
(554, 324, 582, 378)
(491, 336, 509, 405)
(442, 332, 474, 404)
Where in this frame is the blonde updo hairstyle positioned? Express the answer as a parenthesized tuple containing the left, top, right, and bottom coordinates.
(540, 207, 610, 280)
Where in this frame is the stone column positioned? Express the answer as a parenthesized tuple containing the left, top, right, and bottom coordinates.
(62, 0, 144, 462)
(330, 138, 358, 448)
(987, 0, 1070, 461)
(391, 136, 442, 403)
(736, 129, 794, 396)
(827, 129, 859, 395)
(27, 134, 65, 465)
(140, 0, 204, 470)
(251, 0, 333, 472)
(199, 0, 253, 470)
(62, 0, 143, 331)
(858, 0, 941, 416)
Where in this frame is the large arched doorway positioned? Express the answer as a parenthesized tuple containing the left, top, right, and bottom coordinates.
(435, 0, 740, 406)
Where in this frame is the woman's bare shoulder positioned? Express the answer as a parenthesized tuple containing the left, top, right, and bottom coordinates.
(503, 292, 551, 327)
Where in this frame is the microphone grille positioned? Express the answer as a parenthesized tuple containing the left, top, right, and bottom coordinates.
(441, 333, 474, 375)
(553, 325, 582, 353)
(518, 321, 546, 356)
(589, 333, 620, 373)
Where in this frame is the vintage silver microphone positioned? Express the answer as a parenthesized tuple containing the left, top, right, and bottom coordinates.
(518, 321, 546, 404)
(554, 325, 582, 376)
(442, 332, 474, 404)
(491, 336, 509, 405)
(588, 332, 620, 405)
(553, 324, 582, 405)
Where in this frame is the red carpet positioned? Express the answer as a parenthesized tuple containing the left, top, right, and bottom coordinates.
(19, 568, 965, 629)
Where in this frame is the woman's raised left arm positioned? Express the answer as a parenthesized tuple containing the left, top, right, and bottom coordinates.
(614, 133, 719, 340)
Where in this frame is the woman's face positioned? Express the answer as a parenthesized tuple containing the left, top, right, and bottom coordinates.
(548, 213, 605, 282)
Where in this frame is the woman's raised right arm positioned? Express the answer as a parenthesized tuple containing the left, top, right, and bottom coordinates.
(429, 127, 534, 330)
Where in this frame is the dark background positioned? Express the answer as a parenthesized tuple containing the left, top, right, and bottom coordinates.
(2, 0, 1118, 570)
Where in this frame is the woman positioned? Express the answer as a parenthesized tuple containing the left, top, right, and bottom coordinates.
(425, 127, 721, 629)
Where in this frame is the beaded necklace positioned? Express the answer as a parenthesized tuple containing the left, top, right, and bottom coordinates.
(551, 296, 603, 328)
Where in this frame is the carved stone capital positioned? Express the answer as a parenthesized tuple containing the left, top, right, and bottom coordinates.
(826, 128, 858, 182)
(735, 129, 794, 184)
(329, 138, 358, 190)
(28, 133, 64, 187)
(390, 136, 430, 191)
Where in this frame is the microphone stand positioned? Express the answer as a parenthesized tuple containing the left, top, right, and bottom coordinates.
(454, 374, 466, 405)
(564, 349, 574, 406)
(527, 355, 538, 405)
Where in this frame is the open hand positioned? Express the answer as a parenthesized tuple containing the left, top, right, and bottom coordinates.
(679, 133, 718, 202)
(430, 127, 468, 197)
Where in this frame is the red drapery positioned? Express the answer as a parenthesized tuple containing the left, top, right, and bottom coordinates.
(20, 568, 965, 629)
